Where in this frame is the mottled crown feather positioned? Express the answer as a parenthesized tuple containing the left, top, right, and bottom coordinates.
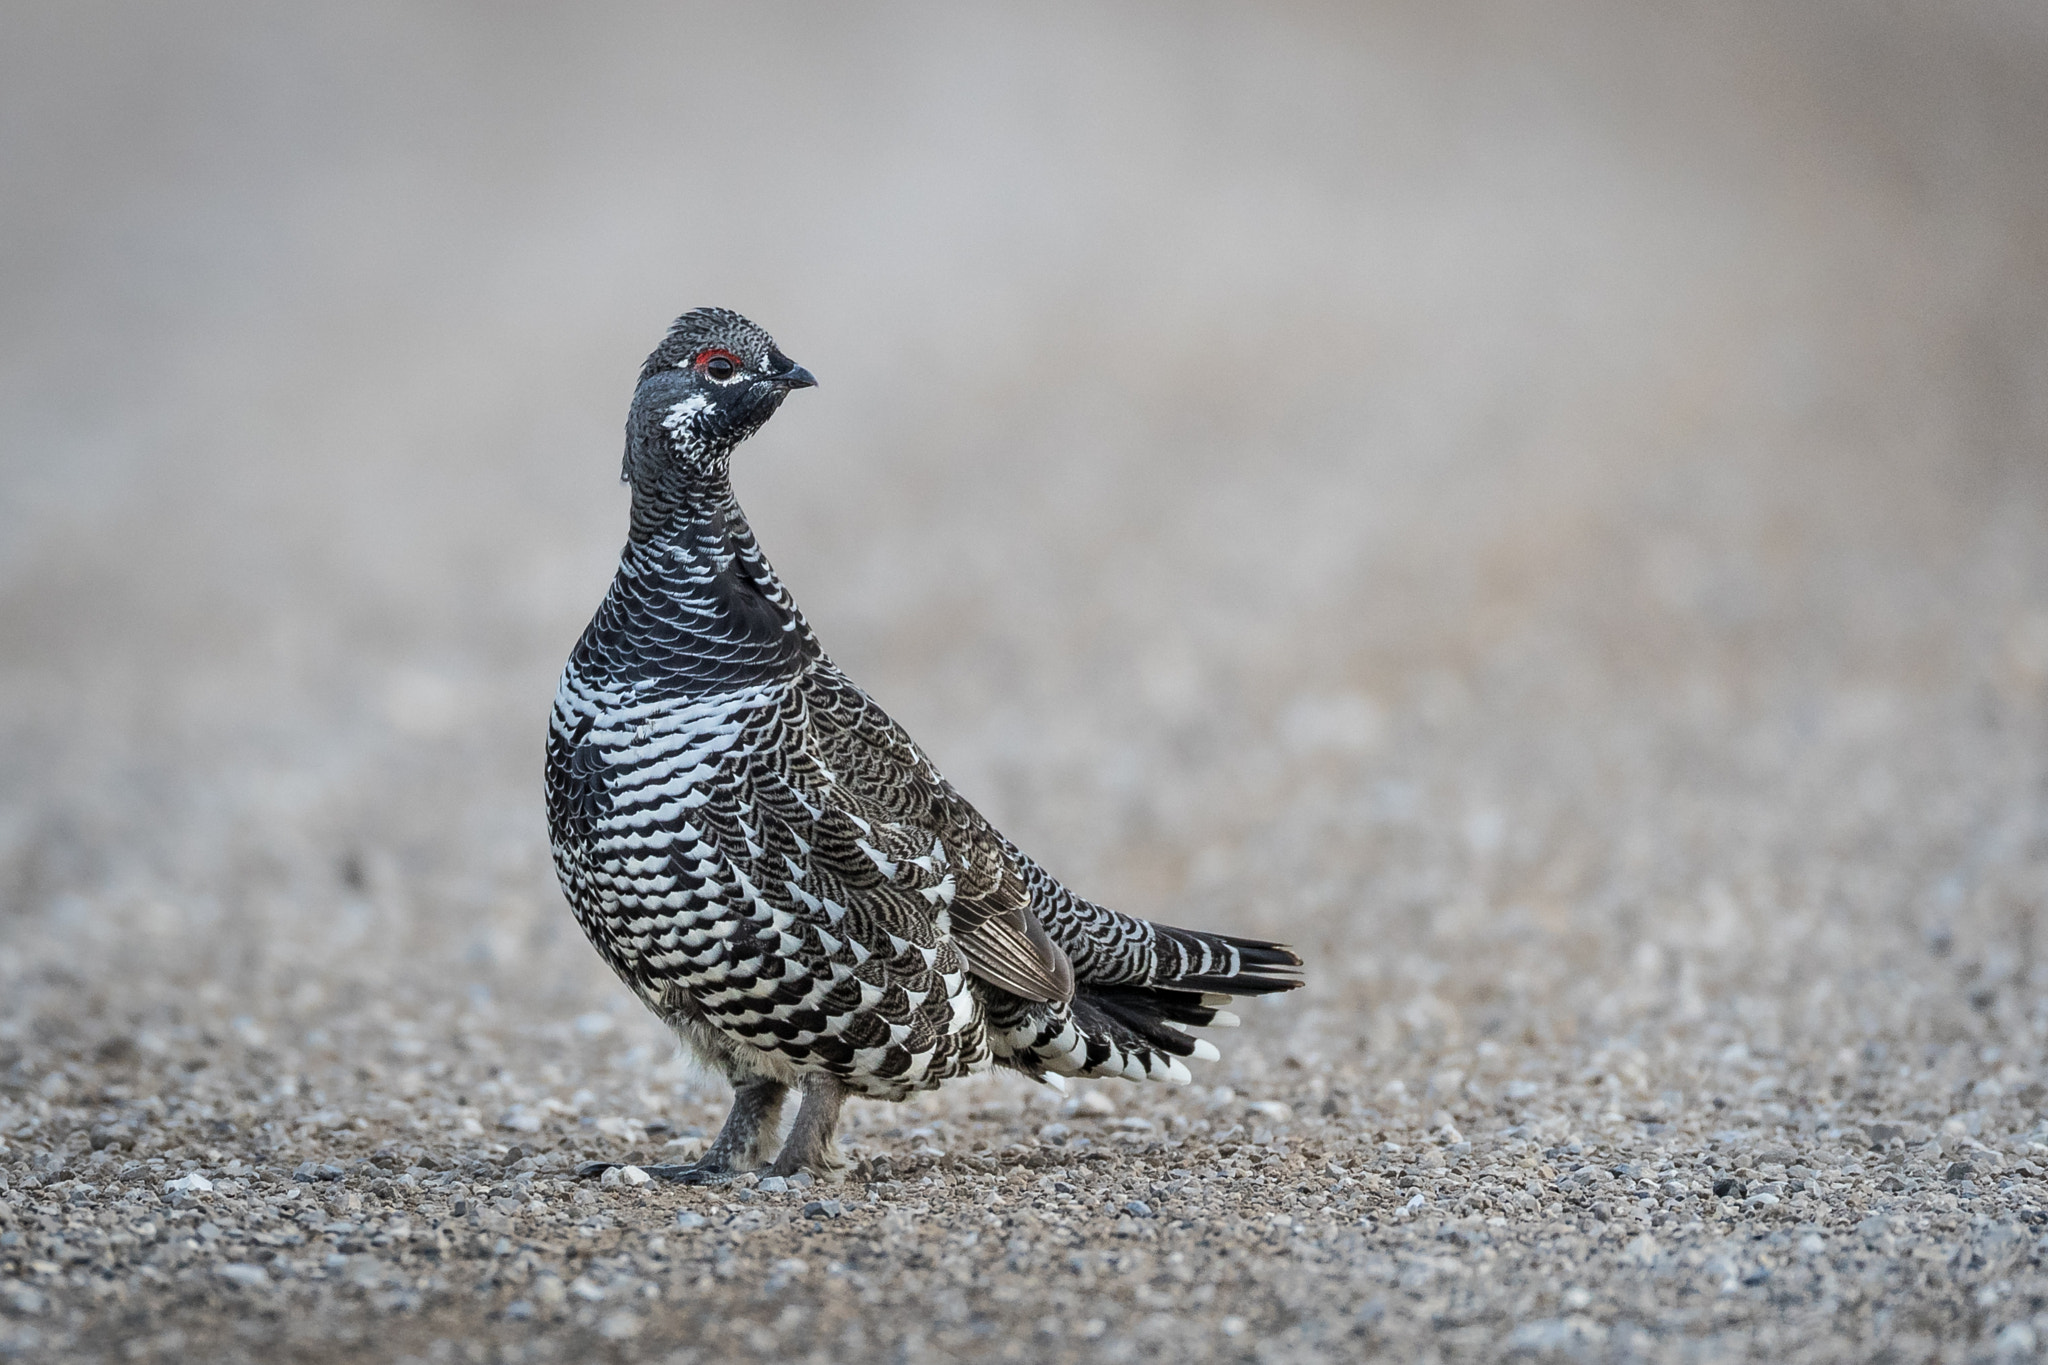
(639, 308, 778, 384)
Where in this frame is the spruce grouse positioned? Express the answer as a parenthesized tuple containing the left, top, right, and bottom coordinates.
(548, 308, 1303, 1182)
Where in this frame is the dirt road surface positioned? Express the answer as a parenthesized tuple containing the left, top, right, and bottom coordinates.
(5, 4, 2048, 1361)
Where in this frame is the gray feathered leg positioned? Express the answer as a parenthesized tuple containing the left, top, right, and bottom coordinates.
(764, 1073, 848, 1180)
(578, 1077, 788, 1185)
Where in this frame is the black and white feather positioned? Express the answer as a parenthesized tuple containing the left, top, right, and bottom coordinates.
(547, 309, 1302, 1180)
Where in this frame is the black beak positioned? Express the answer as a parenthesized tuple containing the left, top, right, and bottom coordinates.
(772, 362, 817, 390)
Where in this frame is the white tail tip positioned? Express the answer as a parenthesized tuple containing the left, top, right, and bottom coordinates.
(1209, 1009, 1241, 1029)
(1191, 1038, 1221, 1062)
(1042, 1072, 1068, 1093)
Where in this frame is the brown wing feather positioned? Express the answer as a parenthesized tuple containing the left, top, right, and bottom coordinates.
(797, 669, 1075, 1004)
(943, 838, 1075, 1003)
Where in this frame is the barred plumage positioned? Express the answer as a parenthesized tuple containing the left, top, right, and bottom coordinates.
(549, 308, 1302, 1181)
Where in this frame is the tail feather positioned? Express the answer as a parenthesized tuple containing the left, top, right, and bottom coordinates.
(1157, 929, 1304, 996)
(991, 920, 1303, 1085)
(1075, 984, 1214, 1057)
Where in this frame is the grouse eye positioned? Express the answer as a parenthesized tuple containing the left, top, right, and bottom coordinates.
(695, 349, 742, 382)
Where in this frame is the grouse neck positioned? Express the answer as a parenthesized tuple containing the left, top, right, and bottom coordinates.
(614, 474, 790, 609)
(625, 452, 741, 546)
(622, 471, 761, 580)
(594, 470, 819, 691)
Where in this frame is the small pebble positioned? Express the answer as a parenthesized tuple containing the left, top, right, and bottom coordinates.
(598, 1310, 643, 1341)
(1997, 1324, 2037, 1357)
(802, 1199, 843, 1219)
(3, 1286, 46, 1316)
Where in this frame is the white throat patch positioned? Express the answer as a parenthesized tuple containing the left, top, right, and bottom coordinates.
(661, 394, 712, 440)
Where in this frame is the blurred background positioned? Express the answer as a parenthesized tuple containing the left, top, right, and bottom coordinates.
(3, 1, 2046, 1100)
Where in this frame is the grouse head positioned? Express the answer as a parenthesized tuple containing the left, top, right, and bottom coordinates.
(623, 308, 815, 485)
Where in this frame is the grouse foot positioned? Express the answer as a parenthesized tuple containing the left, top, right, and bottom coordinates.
(575, 1159, 739, 1185)
(761, 1073, 848, 1181)
(575, 1077, 787, 1186)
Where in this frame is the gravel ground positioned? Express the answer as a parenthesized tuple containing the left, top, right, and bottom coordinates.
(6, 4, 2048, 1362)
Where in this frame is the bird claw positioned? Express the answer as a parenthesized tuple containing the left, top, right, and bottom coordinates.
(575, 1159, 736, 1186)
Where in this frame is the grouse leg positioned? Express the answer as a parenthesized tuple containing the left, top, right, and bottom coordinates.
(578, 1077, 788, 1185)
(763, 1072, 848, 1180)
